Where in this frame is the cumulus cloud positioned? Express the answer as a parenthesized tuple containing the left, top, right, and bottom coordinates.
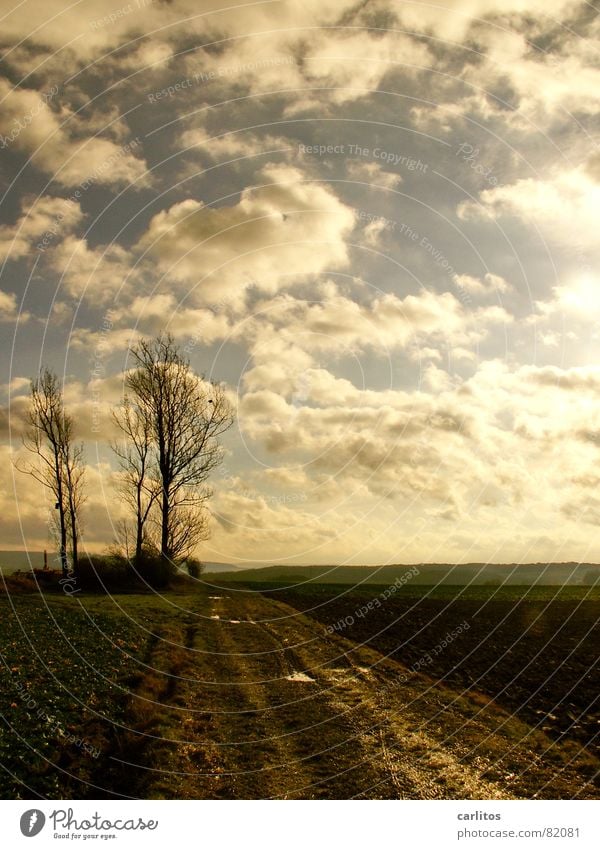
(0, 79, 147, 187)
(233, 358, 600, 556)
(453, 272, 513, 297)
(458, 166, 600, 252)
(0, 196, 82, 263)
(178, 127, 293, 165)
(346, 159, 403, 189)
(521, 364, 600, 395)
(1, 0, 599, 563)
(0, 395, 30, 441)
(533, 276, 600, 322)
(397, 0, 580, 40)
(137, 164, 355, 304)
(48, 236, 135, 302)
(168, 7, 432, 111)
(0, 290, 21, 321)
(237, 287, 512, 369)
(109, 294, 231, 344)
(0, 0, 350, 60)
(469, 20, 600, 124)
(300, 29, 431, 104)
(0, 288, 30, 324)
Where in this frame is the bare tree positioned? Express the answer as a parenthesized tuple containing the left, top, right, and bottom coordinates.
(18, 369, 86, 578)
(119, 335, 234, 567)
(63, 436, 86, 576)
(112, 518, 134, 561)
(164, 503, 210, 563)
(112, 398, 160, 565)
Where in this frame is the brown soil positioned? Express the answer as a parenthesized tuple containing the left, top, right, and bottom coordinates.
(104, 591, 599, 799)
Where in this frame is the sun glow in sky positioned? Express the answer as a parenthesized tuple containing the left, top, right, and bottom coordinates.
(1, 0, 600, 565)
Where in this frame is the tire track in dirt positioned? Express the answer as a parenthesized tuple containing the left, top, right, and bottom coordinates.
(244, 595, 512, 799)
(133, 593, 506, 798)
(254, 596, 595, 799)
(112, 592, 595, 799)
(156, 593, 388, 798)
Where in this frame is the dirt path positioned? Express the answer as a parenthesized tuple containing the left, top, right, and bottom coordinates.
(109, 592, 598, 799)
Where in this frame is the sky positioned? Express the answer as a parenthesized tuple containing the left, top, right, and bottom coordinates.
(1, 0, 599, 566)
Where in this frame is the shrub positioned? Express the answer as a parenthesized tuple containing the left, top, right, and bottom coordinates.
(77, 554, 134, 591)
(185, 557, 203, 579)
(134, 553, 172, 589)
(0, 572, 40, 594)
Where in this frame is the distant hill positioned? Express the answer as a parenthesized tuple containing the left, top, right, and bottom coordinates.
(3, 552, 598, 585)
(199, 561, 249, 573)
(0, 550, 52, 573)
(0, 551, 249, 575)
(177, 560, 248, 574)
(206, 562, 600, 586)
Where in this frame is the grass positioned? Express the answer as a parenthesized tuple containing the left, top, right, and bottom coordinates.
(0, 592, 155, 798)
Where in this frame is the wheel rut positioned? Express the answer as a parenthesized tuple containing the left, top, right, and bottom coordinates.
(116, 591, 592, 799)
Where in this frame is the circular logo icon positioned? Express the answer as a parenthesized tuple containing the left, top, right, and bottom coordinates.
(20, 810, 46, 837)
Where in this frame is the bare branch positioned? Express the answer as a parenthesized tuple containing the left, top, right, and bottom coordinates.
(16, 369, 86, 577)
(115, 335, 235, 566)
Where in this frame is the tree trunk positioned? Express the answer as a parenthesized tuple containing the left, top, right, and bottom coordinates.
(55, 448, 68, 579)
(21, 370, 86, 580)
(161, 485, 170, 563)
(135, 523, 143, 564)
(135, 483, 144, 565)
(59, 518, 68, 578)
(69, 505, 79, 579)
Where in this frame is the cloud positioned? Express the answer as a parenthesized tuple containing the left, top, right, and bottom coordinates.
(119, 40, 174, 71)
(0, 79, 147, 187)
(346, 159, 403, 189)
(586, 151, 600, 183)
(466, 20, 600, 124)
(136, 164, 355, 304)
(238, 287, 512, 369)
(141, 8, 434, 119)
(0, 196, 82, 263)
(453, 272, 513, 297)
(533, 275, 600, 322)
(402, 6, 599, 133)
(178, 127, 293, 165)
(300, 29, 431, 104)
(0, 289, 30, 324)
(458, 166, 600, 253)
(179, 7, 430, 106)
(226, 360, 600, 565)
(4, 349, 600, 561)
(48, 235, 135, 302)
(0, 0, 351, 60)
(0, 290, 21, 321)
(109, 294, 231, 343)
(1, 0, 599, 564)
(398, 0, 584, 40)
(0, 395, 30, 439)
(522, 364, 600, 394)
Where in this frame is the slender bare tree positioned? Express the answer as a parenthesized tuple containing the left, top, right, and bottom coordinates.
(112, 397, 160, 565)
(119, 335, 234, 567)
(18, 369, 86, 578)
(63, 436, 86, 576)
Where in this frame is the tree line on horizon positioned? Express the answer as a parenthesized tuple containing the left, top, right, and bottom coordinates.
(16, 335, 234, 586)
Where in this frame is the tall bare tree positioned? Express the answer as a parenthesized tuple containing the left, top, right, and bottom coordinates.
(18, 369, 86, 578)
(63, 437, 85, 576)
(118, 335, 234, 566)
(112, 397, 160, 564)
